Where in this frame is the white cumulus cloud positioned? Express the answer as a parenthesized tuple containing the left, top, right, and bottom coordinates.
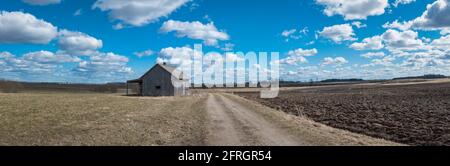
(393, 0, 416, 7)
(0, 11, 57, 44)
(160, 20, 229, 46)
(350, 36, 384, 50)
(92, 0, 190, 27)
(361, 52, 386, 58)
(0, 51, 80, 74)
(384, 0, 450, 32)
(279, 48, 318, 65)
(315, 0, 389, 20)
(319, 24, 357, 43)
(282, 29, 297, 37)
(352, 21, 367, 28)
(23, 50, 81, 63)
(134, 49, 154, 58)
(157, 46, 202, 67)
(431, 34, 450, 50)
(322, 57, 348, 66)
(287, 48, 318, 57)
(74, 52, 132, 75)
(411, 0, 450, 30)
(57, 30, 103, 56)
(381, 29, 425, 51)
(0, 51, 15, 59)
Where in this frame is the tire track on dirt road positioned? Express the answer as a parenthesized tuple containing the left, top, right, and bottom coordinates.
(205, 93, 309, 146)
(205, 94, 242, 145)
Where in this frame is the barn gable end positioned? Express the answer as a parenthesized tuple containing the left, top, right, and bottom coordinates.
(127, 63, 188, 96)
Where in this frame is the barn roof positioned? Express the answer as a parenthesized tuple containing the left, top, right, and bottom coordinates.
(127, 63, 187, 83)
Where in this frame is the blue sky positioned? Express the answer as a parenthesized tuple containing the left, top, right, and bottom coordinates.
(1, 0, 450, 83)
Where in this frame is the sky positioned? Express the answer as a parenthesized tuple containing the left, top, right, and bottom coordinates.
(1, 0, 450, 83)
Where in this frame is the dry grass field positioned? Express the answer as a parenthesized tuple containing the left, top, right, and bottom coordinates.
(0, 92, 207, 146)
(0, 91, 401, 146)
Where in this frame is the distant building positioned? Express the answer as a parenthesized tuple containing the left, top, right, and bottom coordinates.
(126, 63, 189, 96)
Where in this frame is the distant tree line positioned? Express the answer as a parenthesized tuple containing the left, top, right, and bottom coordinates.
(0, 80, 127, 93)
(393, 74, 447, 80)
(320, 78, 364, 83)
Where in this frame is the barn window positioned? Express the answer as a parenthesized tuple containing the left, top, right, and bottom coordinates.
(155, 86, 161, 89)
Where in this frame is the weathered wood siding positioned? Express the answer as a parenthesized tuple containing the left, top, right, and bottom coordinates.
(141, 65, 175, 96)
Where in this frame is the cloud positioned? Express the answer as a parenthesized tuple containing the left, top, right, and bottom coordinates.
(90, 52, 129, 63)
(287, 48, 318, 57)
(281, 27, 308, 41)
(0, 51, 79, 74)
(221, 43, 234, 51)
(402, 56, 444, 68)
(319, 24, 357, 43)
(351, 29, 427, 52)
(352, 21, 367, 28)
(0, 11, 57, 44)
(74, 52, 132, 76)
(0, 12, 131, 82)
(57, 30, 103, 56)
(393, 0, 416, 7)
(160, 20, 229, 46)
(382, 20, 412, 31)
(1, 50, 131, 83)
(134, 49, 154, 58)
(371, 56, 395, 66)
(22, 50, 81, 63)
(22, 0, 61, 6)
(92, 0, 190, 27)
(350, 36, 384, 50)
(73, 9, 83, 16)
(157, 46, 202, 67)
(322, 57, 348, 66)
(440, 28, 450, 35)
(281, 29, 297, 37)
(381, 29, 425, 51)
(156, 46, 245, 78)
(315, 0, 389, 20)
(278, 56, 308, 65)
(2, 58, 56, 73)
(0, 51, 14, 59)
(385, 0, 450, 31)
(410, 0, 450, 30)
(431, 34, 450, 50)
(65, 51, 134, 82)
(279, 48, 318, 65)
(361, 52, 386, 58)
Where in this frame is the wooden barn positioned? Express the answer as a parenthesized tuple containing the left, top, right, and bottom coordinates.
(126, 63, 189, 96)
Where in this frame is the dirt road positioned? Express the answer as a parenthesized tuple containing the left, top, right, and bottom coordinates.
(205, 93, 402, 146)
(206, 93, 306, 145)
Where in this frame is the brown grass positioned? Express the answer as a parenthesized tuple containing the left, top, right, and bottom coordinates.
(0, 93, 207, 146)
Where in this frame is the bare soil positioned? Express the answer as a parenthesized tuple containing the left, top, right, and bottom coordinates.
(237, 82, 450, 146)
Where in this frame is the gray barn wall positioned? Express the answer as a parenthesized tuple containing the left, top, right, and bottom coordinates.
(141, 65, 175, 96)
